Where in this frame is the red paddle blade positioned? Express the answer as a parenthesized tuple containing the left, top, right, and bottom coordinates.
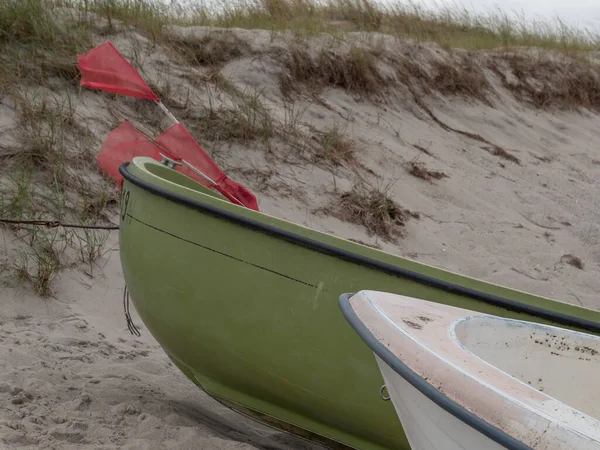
(155, 123, 260, 211)
(77, 41, 159, 101)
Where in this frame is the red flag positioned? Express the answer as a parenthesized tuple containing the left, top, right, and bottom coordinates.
(81, 40, 260, 211)
(97, 120, 170, 187)
(77, 41, 159, 101)
(155, 123, 260, 211)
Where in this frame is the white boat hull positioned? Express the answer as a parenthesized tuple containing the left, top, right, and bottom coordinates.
(340, 290, 600, 450)
(376, 355, 505, 450)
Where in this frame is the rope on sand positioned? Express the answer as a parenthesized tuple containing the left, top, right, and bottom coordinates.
(0, 218, 119, 230)
(2, 217, 141, 336)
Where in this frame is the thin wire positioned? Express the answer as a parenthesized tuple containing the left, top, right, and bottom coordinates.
(123, 284, 141, 337)
(0, 218, 119, 230)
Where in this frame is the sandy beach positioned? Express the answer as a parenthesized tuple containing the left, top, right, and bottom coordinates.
(2, 1, 600, 448)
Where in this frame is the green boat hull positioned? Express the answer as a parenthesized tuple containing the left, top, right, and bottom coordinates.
(118, 157, 600, 450)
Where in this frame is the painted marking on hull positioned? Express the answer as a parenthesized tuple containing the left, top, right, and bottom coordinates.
(313, 281, 325, 310)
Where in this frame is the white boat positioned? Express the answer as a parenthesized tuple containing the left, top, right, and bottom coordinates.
(339, 290, 600, 450)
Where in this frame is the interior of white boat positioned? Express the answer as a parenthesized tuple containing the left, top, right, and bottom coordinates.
(453, 316, 600, 420)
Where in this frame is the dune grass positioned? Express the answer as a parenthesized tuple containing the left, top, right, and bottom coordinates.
(60, 0, 600, 52)
(0, 86, 117, 296)
(0, 1, 116, 296)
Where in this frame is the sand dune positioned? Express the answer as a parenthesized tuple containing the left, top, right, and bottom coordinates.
(2, 4, 600, 448)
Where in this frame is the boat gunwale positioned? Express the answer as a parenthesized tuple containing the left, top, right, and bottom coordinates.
(337, 292, 532, 450)
(118, 161, 600, 334)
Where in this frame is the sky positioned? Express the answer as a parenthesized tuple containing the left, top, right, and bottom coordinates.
(420, 0, 600, 31)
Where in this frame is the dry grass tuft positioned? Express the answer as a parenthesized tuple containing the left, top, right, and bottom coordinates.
(490, 54, 600, 111)
(413, 143, 434, 156)
(280, 45, 385, 96)
(188, 92, 275, 143)
(76, 176, 119, 223)
(327, 184, 419, 242)
(11, 92, 70, 167)
(431, 56, 492, 104)
(312, 123, 357, 166)
(0, 168, 36, 221)
(0, 1, 92, 88)
(406, 160, 448, 182)
(2, 91, 98, 194)
(189, 106, 274, 142)
(169, 31, 251, 67)
(10, 229, 65, 297)
(484, 145, 521, 165)
(561, 254, 584, 270)
(393, 53, 492, 105)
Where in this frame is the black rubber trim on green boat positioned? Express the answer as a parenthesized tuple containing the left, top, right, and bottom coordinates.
(337, 292, 532, 450)
(119, 162, 600, 334)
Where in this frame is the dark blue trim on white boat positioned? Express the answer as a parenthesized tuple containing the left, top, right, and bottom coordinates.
(337, 293, 532, 450)
(119, 162, 600, 334)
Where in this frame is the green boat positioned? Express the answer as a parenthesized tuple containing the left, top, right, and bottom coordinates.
(118, 156, 600, 450)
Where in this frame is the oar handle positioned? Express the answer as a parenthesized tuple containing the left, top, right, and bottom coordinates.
(159, 153, 182, 169)
(156, 101, 179, 125)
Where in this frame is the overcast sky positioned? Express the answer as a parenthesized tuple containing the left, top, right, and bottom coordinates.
(420, 0, 600, 31)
